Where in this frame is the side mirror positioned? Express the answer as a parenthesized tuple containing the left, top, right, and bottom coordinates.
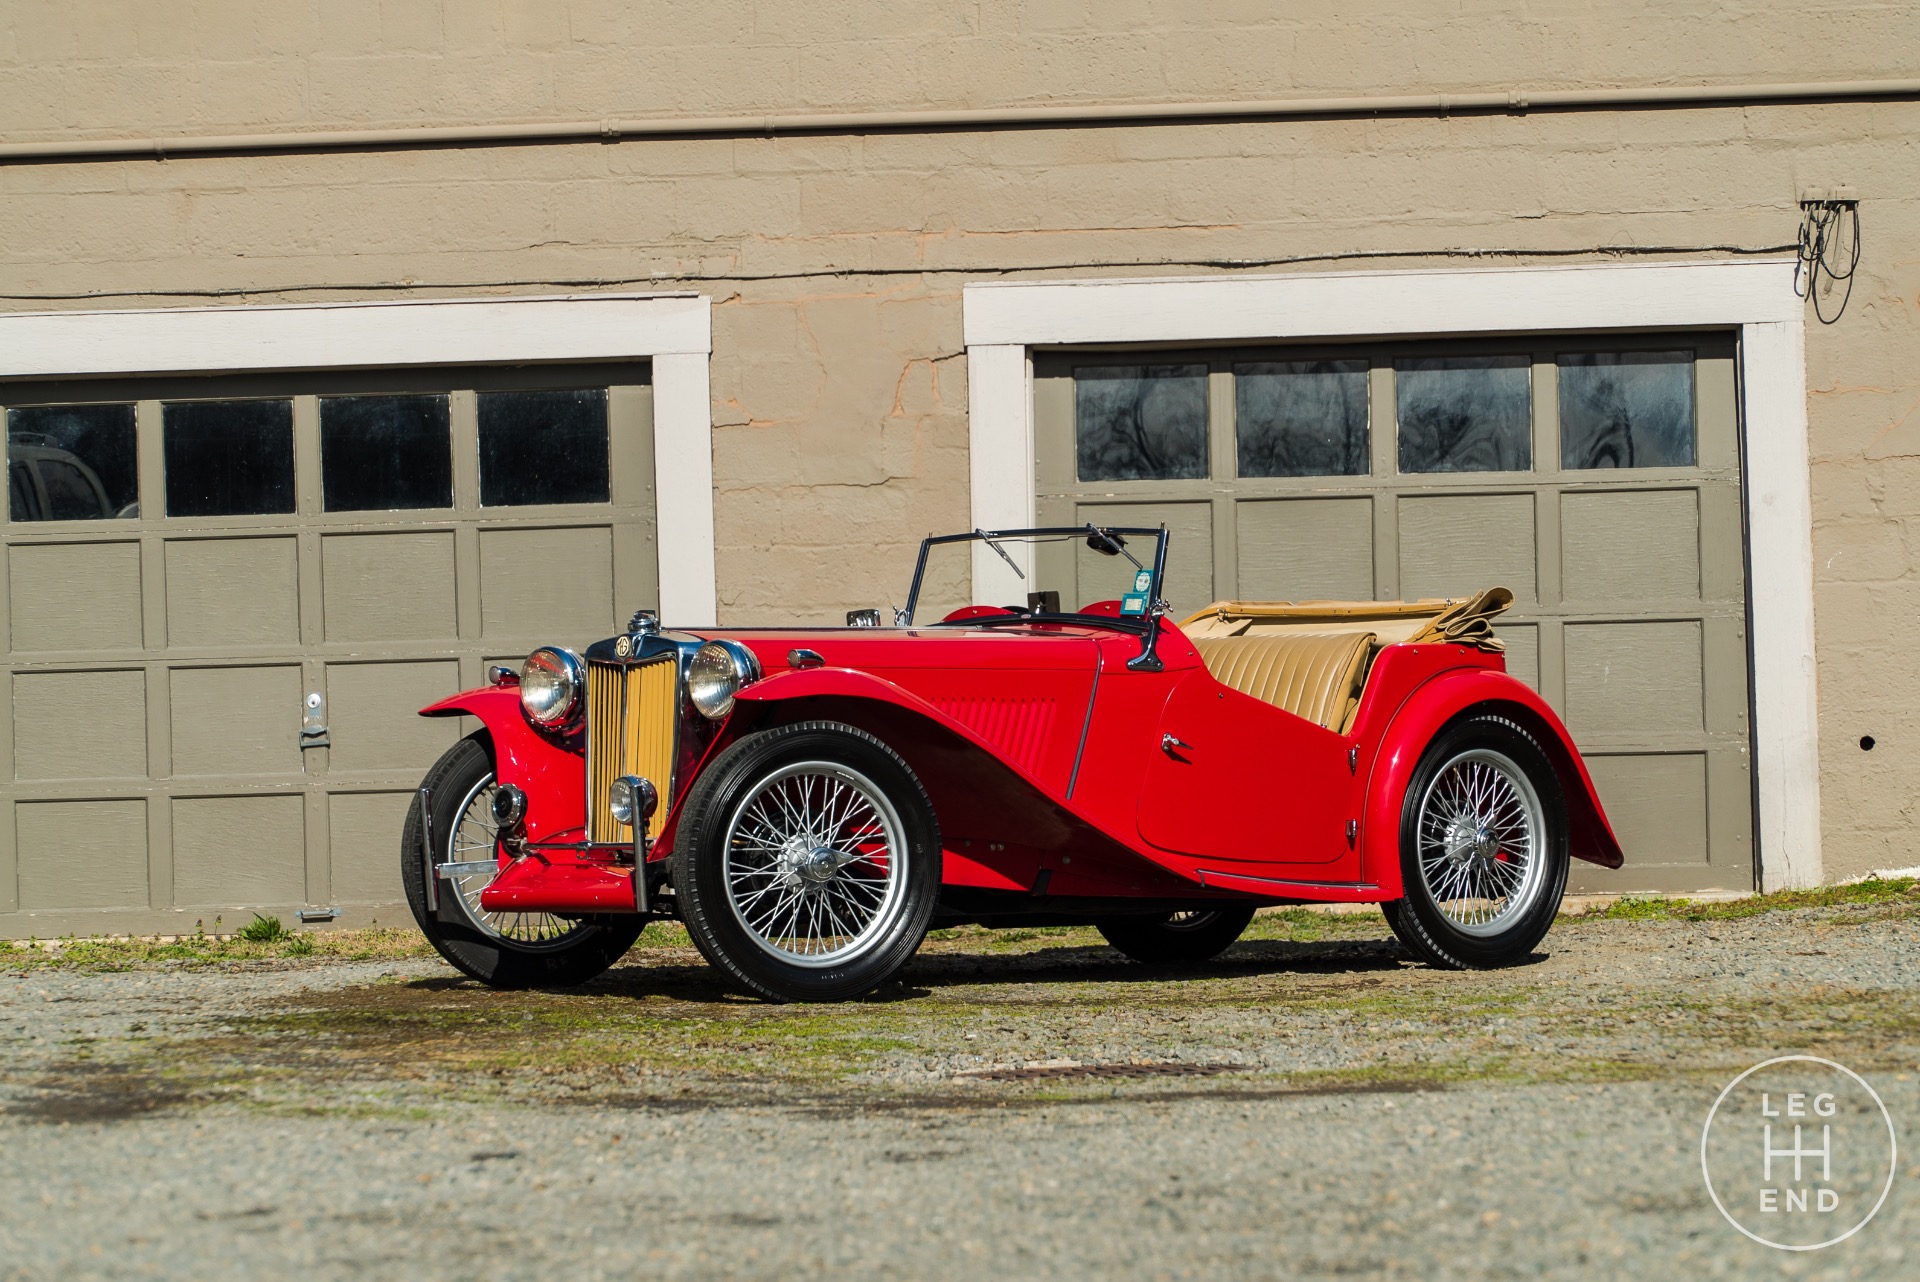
(846, 609, 881, 627)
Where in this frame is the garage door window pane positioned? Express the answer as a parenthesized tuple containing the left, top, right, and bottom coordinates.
(1396, 356, 1532, 474)
(1559, 351, 1695, 469)
(320, 394, 453, 511)
(6, 404, 138, 521)
(163, 400, 295, 517)
(1235, 360, 1369, 477)
(1074, 365, 1208, 482)
(477, 389, 610, 506)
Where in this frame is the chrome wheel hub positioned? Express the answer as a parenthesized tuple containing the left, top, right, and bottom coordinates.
(1414, 747, 1547, 937)
(775, 835, 855, 888)
(799, 846, 848, 885)
(1443, 818, 1502, 865)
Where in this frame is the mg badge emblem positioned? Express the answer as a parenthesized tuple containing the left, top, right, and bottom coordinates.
(614, 635, 631, 657)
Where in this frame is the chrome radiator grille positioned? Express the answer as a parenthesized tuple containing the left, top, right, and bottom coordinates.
(585, 657, 678, 843)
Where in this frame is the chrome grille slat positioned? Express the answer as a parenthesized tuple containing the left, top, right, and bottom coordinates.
(585, 657, 677, 843)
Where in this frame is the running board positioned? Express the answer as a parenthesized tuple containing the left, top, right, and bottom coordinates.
(1196, 868, 1381, 902)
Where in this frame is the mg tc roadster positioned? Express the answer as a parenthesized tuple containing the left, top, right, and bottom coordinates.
(402, 526, 1622, 1002)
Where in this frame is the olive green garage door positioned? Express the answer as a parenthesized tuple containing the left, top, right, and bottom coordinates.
(1035, 335, 1752, 894)
(0, 363, 655, 937)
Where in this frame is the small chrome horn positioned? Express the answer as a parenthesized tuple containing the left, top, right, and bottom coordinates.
(490, 783, 528, 831)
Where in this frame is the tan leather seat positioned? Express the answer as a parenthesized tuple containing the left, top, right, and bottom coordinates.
(1191, 631, 1376, 731)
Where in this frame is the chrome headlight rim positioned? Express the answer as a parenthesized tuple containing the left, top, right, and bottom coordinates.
(688, 639, 760, 721)
(519, 646, 585, 727)
(608, 774, 659, 829)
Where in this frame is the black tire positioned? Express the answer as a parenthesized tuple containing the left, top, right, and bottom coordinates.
(675, 721, 942, 1003)
(1384, 712, 1569, 970)
(401, 732, 643, 988)
(1096, 906, 1257, 964)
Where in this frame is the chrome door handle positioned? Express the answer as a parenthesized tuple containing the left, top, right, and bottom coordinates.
(1161, 733, 1192, 756)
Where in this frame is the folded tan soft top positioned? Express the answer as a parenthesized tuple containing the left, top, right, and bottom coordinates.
(1178, 587, 1513, 652)
(1177, 588, 1514, 734)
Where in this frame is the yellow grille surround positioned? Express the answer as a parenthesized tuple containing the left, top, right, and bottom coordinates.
(585, 657, 678, 844)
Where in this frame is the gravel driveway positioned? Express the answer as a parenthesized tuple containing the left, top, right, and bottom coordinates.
(1, 897, 1915, 1281)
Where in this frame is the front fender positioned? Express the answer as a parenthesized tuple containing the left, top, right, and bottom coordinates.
(419, 688, 586, 840)
(1362, 669, 1625, 895)
(732, 666, 1009, 764)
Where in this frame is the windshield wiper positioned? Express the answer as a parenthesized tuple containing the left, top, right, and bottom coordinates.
(935, 611, 1146, 632)
(976, 529, 1027, 581)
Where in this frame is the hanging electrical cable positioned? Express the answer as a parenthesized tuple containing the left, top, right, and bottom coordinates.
(0, 240, 1802, 302)
(1795, 197, 1860, 324)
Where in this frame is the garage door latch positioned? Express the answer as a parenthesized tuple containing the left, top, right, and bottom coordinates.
(300, 691, 331, 749)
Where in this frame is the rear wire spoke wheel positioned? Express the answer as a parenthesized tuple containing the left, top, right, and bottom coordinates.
(678, 722, 941, 1002)
(1097, 905, 1256, 965)
(401, 732, 643, 989)
(1386, 714, 1569, 970)
(1413, 748, 1546, 936)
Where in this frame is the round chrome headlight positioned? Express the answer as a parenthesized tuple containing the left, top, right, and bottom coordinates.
(519, 647, 584, 726)
(608, 775, 658, 828)
(688, 640, 759, 720)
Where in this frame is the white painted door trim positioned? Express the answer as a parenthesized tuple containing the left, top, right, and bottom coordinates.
(0, 293, 718, 624)
(962, 260, 1818, 891)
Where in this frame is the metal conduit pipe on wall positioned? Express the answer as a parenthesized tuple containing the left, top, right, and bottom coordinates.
(2, 78, 1918, 164)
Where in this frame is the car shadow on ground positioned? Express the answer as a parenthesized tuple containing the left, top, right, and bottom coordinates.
(394, 935, 1421, 1005)
(897, 937, 1415, 991)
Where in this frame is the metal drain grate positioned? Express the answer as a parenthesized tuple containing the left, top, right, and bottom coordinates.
(958, 1061, 1235, 1083)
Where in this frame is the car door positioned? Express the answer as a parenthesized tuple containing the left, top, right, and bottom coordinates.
(1135, 669, 1357, 869)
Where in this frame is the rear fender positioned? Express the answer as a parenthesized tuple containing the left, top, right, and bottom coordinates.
(419, 688, 586, 840)
(1362, 669, 1625, 895)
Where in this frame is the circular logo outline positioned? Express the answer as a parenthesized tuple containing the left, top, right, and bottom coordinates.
(1700, 1054, 1898, 1252)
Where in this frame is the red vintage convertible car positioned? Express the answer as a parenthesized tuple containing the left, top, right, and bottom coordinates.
(402, 526, 1622, 1002)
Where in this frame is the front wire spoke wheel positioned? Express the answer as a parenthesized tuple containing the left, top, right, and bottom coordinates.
(1413, 746, 1547, 938)
(444, 772, 589, 952)
(722, 760, 910, 968)
(402, 732, 643, 990)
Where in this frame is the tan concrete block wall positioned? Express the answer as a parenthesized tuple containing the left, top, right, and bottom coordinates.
(1, 3, 1918, 881)
(6, 0, 1919, 135)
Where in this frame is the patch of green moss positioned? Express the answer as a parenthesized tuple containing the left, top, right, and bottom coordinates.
(1, 927, 433, 972)
(1241, 907, 1389, 943)
(1589, 876, 1918, 923)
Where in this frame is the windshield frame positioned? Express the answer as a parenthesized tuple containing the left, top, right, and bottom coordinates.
(902, 525, 1169, 629)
